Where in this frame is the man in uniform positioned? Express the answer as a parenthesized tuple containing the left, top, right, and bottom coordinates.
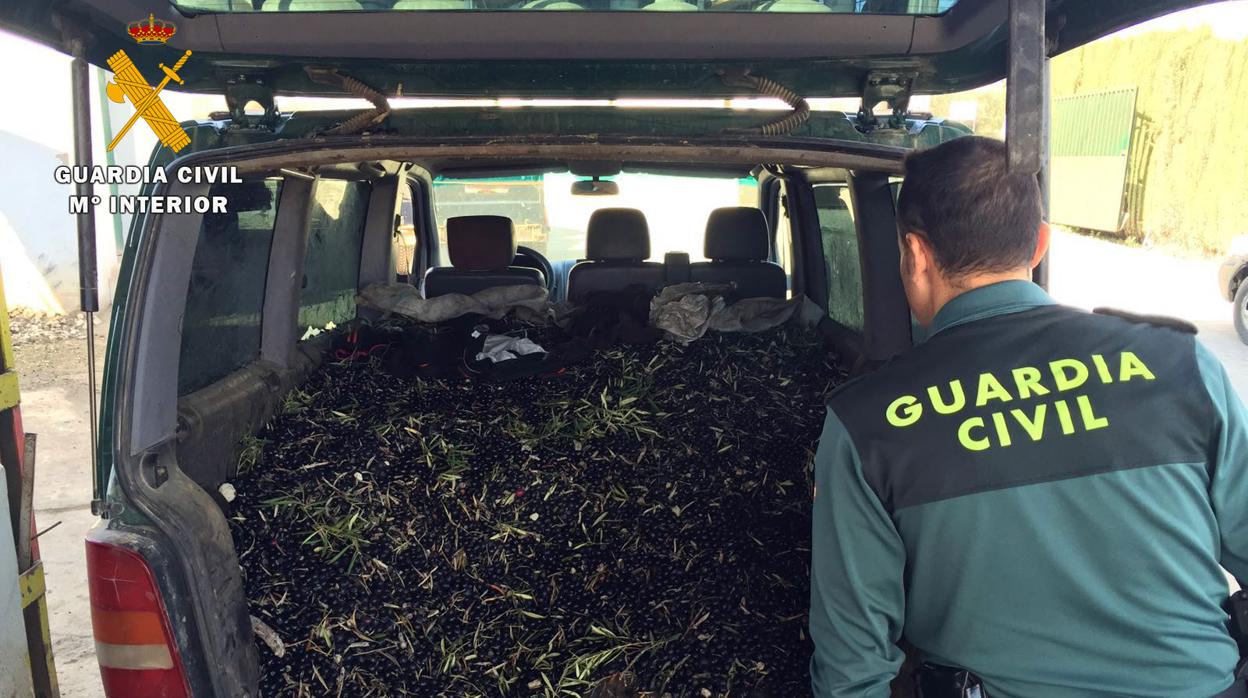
(809, 136, 1248, 698)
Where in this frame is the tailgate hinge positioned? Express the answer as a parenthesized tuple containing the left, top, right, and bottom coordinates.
(90, 499, 123, 518)
(855, 71, 914, 134)
(222, 76, 281, 130)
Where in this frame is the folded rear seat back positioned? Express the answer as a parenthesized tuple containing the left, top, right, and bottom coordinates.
(690, 207, 787, 300)
(567, 208, 666, 303)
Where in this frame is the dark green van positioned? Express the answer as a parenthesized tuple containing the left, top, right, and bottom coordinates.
(0, 1, 1213, 695)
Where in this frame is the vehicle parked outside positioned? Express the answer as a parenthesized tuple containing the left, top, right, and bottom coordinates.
(433, 177, 550, 258)
(1218, 238, 1248, 343)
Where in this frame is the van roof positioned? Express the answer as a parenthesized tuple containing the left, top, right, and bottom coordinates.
(0, 0, 1210, 99)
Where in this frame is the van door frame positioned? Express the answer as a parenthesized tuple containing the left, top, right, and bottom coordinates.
(407, 167, 438, 286)
(359, 175, 401, 289)
(260, 174, 316, 369)
(847, 171, 911, 361)
(801, 167, 910, 364)
(1006, 0, 1052, 287)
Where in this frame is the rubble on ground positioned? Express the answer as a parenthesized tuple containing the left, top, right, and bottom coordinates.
(6, 310, 89, 344)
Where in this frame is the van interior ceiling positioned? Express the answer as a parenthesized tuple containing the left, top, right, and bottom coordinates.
(99, 139, 898, 694)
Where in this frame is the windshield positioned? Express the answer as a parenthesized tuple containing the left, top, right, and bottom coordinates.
(176, 0, 957, 14)
(432, 172, 757, 264)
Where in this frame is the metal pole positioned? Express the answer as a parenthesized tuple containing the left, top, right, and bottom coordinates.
(1033, 55, 1052, 289)
(95, 69, 125, 251)
(1006, 0, 1045, 175)
(16, 434, 35, 573)
(69, 41, 101, 512)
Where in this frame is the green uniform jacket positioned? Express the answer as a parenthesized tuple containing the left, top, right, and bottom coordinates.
(810, 280, 1247, 698)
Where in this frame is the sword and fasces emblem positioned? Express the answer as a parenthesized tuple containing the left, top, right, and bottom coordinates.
(105, 15, 192, 153)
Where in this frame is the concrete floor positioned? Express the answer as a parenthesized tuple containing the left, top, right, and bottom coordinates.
(1047, 230, 1248, 398)
(17, 230, 1248, 697)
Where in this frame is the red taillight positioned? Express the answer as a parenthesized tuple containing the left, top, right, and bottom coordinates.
(86, 540, 191, 698)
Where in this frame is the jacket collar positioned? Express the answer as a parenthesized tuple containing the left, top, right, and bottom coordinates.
(927, 279, 1055, 338)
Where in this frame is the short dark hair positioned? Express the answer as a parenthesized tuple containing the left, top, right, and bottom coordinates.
(896, 136, 1043, 277)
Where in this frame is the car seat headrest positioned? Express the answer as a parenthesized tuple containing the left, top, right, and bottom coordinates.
(704, 207, 770, 261)
(586, 208, 651, 261)
(446, 215, 517, 272)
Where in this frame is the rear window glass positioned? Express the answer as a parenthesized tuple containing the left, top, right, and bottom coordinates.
(178, 178, 283, 396)
(299, 179, 370, 331)
(432, 172, 757, 264)
(175, 0, 957, 14)
(814, 183, 864, 331)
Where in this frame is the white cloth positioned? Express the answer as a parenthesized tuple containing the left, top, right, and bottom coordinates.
(474, 333, 547, 364)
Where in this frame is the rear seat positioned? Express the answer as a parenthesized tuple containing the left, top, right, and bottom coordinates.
(567, 208, 665, 302)
(690, 207, 786, 300)
(423, 215, 546, 298)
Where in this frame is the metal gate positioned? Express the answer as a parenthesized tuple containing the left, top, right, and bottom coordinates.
(1049, 87, 1138, 233)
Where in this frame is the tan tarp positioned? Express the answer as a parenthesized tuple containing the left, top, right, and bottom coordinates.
(357, 283, 551, 323)
(649, 282, 823, 343)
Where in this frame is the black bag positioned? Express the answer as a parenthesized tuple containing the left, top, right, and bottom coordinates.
(461, 327, 559, 382)
(914, 662, 986, 698)
(1229, 591, 1248, 679)
(567, 285, 662, 349)
(383, 325, 468, 379)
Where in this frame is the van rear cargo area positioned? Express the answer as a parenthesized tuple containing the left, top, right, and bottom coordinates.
(226, 323, 846, 697)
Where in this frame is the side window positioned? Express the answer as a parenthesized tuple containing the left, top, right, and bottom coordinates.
(394, 183, 418, 282)
(178, 178, 283, 396)
(814, 183, 865, 332)
(299, 179, 370, 331)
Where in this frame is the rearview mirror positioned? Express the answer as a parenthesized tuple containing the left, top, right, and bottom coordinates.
(571, 178, 619, 196)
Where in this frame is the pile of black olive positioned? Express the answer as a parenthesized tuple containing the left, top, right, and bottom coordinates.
(228, 324, 847, 697)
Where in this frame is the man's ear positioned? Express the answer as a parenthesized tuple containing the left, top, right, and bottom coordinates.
(902, 232, 931, 276)
(1030, 222, 1051, 269)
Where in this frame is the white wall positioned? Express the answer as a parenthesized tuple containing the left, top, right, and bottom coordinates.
(0, 31, 120, 313)
(0, 29, 371, 314)
(0, 31, 226, 314)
